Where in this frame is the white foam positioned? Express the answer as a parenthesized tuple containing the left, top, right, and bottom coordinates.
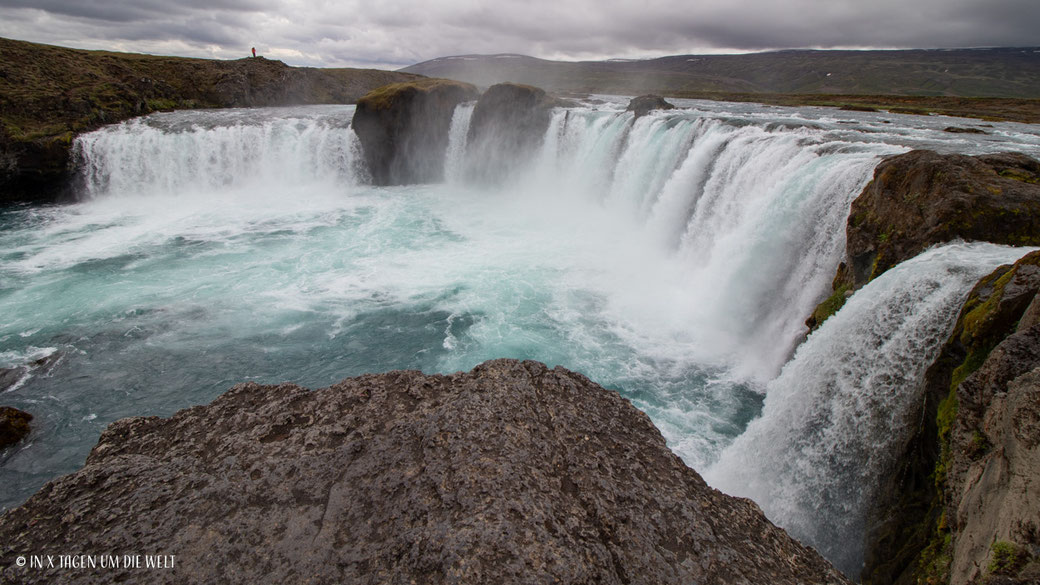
(706, 242, 1038, 573)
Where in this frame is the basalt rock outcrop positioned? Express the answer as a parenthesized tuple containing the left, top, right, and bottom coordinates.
(0, 359, 850, 585)
(807, 150, 1040, 331)
(0, 407, 32, 450)
(863, 252, 1040, 585)
(626, 94, 676, 118)
(464, 83, 564, 183)
(0, 36, 423, 203)
(841, 150, 1040, 290)
(351, 78, 478, 185)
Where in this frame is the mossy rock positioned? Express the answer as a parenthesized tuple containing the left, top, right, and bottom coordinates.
(806, 283, 850, 331)
(352, 78, 479, 185)
(842, 150, 1040, 291)
(356, 78, 478, 112)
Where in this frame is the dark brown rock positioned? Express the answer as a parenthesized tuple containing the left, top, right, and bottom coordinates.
(809, 150, 1040, 333)
(943, 126, 988, 134)
(841, 150, 1040, 290)
(464, 83, 560, 183)
(626, 94, 676, 118)
(0, 406, 32, 449)
(351, 78, 478, 185)
(0, 359, 849, 585)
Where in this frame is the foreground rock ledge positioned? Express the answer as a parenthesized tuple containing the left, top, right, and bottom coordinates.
(0, 359, 848, 585)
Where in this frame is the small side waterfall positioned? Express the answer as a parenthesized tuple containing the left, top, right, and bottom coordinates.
(444, 103, 475, 183)
(705, 242, 1037, 574)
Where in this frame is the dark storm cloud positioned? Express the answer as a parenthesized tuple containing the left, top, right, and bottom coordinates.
(0, 0, 1037, 69)
(0, 0, 264, 22)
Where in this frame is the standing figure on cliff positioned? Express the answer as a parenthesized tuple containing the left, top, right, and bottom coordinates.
(251, 47, 256, 58)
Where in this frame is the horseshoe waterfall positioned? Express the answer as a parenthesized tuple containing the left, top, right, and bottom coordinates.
(3, 98, 1039, 576)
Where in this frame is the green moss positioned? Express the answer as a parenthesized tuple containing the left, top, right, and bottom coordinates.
(999, 169, 1040, 184)
(967, 430, 991, 459)
(989, 541, 1026, 575)
(916, 523, 952, 585)
(357, 78, 475, 111)
(960, 267, 1016, 345)
(145, 98, 181, 111)
(950, 346, 994, 393)
(935, 387, 958, 489)
(810, 284, 850, 329)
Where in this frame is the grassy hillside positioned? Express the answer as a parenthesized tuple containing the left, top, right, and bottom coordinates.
(403, 49, 1040, 98)
(0, 37, 422, 201)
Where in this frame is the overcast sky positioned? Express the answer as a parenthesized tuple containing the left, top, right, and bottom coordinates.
(1, 0, 1038, 69)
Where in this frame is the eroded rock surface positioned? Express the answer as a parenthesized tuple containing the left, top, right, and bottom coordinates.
(351, 78, 478, 185)
(947, 328, 1040, 585)
(0, 359, 849, 585)
(808, 150, 1040, 332)
(842, 150, 1040, 289)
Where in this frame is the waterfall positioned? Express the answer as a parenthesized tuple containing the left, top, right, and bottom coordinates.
(448, 106, 897, 379)
(71, 105, 897, 381)
(39, 101, 1039, 572)
(74, 107, 367, 199)
(444, 103, 475, 183)
(705, 242, 1037, 575)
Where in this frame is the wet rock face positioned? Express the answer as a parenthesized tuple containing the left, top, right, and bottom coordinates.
(0, 407, 32, 449)
(841, 150, 1040, 290)
(863, 252, 1040, 585)
(626, 94, 676, 118)
(351, 79, 478, 185)
(0, 359, 849, 585)
(464, 83, 560, 183)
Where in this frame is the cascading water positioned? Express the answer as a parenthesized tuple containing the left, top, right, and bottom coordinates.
(76, 106, 367, 199)
(706, 242, 1038, 574)
(2, 97, 1040, 576)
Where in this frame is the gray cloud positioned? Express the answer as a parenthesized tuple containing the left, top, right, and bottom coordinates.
(0, 0, 1037, 69)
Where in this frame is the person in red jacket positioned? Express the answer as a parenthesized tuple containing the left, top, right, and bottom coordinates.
(251, 47, 256, 58)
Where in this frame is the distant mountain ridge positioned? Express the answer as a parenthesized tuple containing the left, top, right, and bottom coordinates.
(402, 48, 1040, 98)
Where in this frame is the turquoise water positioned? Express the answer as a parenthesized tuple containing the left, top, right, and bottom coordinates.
(0, 179, 760, 509)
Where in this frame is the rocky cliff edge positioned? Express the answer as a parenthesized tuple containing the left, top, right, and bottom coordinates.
(0, 359, 849, 585)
